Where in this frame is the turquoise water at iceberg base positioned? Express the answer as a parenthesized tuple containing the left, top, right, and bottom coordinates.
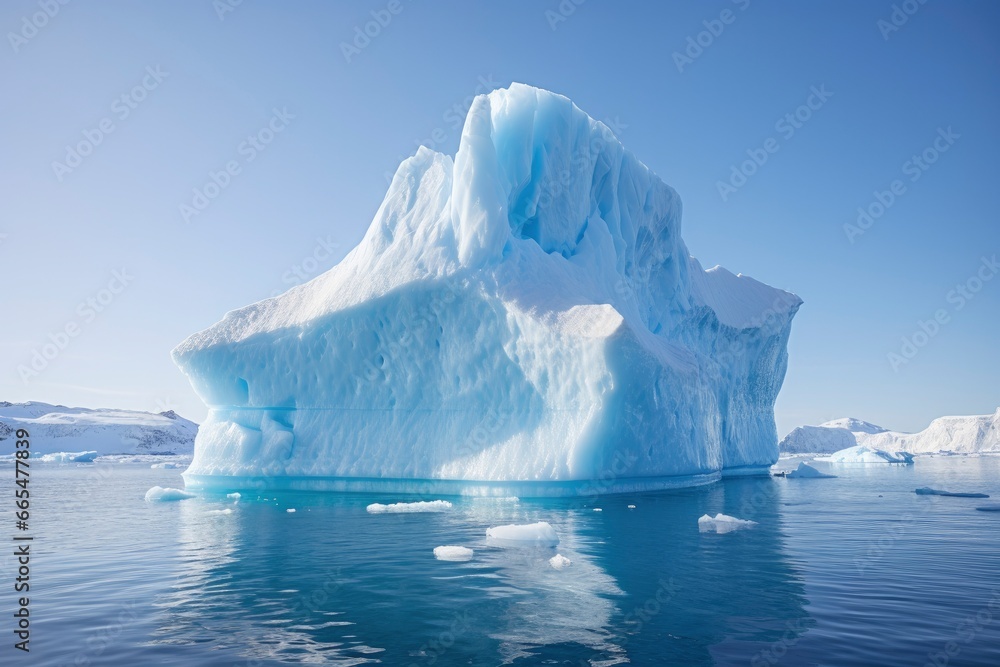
(2, 456, 1000, 667)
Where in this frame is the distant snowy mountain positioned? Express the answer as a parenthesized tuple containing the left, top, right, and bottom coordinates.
(0, 402, 197, 455)
(779, 409, 1000, 455)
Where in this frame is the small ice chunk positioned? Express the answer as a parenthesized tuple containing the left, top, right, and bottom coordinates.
(698, 513, 757, 534)
(286, 508, 296, 513)
(226, 492, 241, 500)
(366, 500, 453, 514)
(593, 508, 603, 512)
(206, 508, 233, 515)
(915, 487, 990, 498)
(433, 546, 474, 561)
(150, 462, 181, 469)
(145, 486, 195, 502)
(486, 521, 559, 547)
(549, 554, 572, 569)
(39, 451, 98, 463)
(471, 496, 519, 503)
(627, 504, 636, 509)
(786, 462, 837, 479)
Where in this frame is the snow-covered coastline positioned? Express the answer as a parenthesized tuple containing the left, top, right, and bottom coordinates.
(0, 401, 197, 456)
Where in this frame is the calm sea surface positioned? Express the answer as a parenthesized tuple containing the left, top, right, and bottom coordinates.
(2, 455, 999, 666)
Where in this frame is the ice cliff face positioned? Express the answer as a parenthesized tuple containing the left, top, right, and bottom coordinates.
(173, 84, 801, 495)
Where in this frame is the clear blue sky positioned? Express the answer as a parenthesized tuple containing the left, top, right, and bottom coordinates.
(1, 0, 998, 436)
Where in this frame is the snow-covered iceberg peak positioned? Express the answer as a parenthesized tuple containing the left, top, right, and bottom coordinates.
(173, 83, 801, 495)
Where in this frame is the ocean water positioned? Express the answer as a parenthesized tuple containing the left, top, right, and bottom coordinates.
(2, 456, 999, 666)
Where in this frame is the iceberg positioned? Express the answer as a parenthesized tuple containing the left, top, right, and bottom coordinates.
(780, 409, 1000, 455)
(38, 450, 98, 463)
(173, 84, 801, 495)
(785, 462, 836, 479)
(145, 486, 196, 502)
(817, 446, 914, 464)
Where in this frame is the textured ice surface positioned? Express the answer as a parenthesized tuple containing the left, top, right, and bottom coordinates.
(366, 500, 452, 514)
(698, 513, 757, 533)
(786, 462, 836, 478)
(145, 486, 195, 502)
(173, 84, 801, 495)
(433, 546, 474, 561)
(486, 521, 560, 547)
(781, 409, 1000, 455)
(818, 446, 914, 464)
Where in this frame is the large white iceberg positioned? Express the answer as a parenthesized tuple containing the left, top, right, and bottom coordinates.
(780, 409, 1000, 455)
(173, 84, 801, 495)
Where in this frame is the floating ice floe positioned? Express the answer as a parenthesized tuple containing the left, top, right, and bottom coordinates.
(486, 521, 560, 547)
(206, 508, 233, 515)
(38, 451, 98, 463)
(286, 508, 296, 513)
(698, 513, 757, 534)
(817, 446, 914, 464)
(366, 500, 453, 514)
(433, 546, 474, 561)
(145, 486, 195, 502)
(593, 508, 603, 512)
(151, 462, 182, 469)
(549, 554, 572, 569)
(786, 462, 837, 479)
(915, 487, 989, 499)
(226, 492, 241, 500)
(627, 504, 636, 509)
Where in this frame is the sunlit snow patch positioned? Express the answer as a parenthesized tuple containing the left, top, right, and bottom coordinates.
(698, 513, 757, 534)
(433, 546, 474, 561)
(786, 462, 836, 479)
(549, 554, 572, 569)
(366, 500, 453, 514)
(145, 486, 195, 502)
(486, 521, 559, 547)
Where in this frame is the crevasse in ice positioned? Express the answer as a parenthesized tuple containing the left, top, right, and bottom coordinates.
(173, 84, 801, 495)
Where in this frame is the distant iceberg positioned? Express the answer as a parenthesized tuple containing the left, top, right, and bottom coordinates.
(780, 408, 1000, 455)
(174, 84, 800, 495)
(817, 446, 913, 464)
(786, 462, 836, 478)
(145, 486, 196, 502)
(38, 450, 98, 463)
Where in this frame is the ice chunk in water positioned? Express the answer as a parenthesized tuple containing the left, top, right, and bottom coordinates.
(698, 513, 757, 534)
